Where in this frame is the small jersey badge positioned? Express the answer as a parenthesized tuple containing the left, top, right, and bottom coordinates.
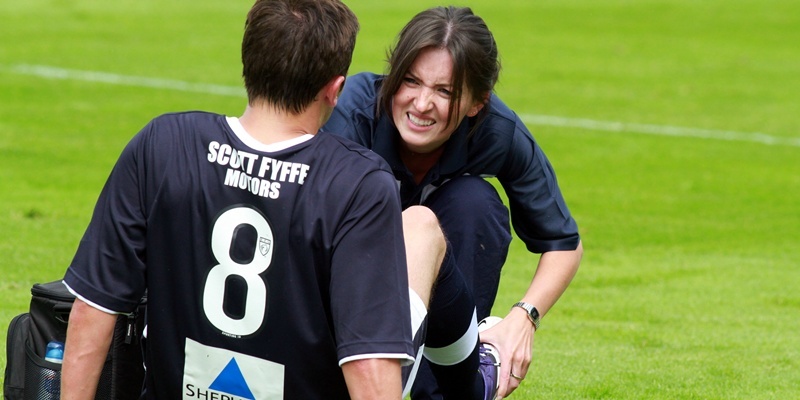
(258, 237, 271, 257)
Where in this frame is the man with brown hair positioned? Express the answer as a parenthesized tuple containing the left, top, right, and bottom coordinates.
(59, 0, 445, 398)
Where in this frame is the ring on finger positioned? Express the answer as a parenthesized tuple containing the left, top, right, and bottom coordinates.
(510, 371, 524, 380)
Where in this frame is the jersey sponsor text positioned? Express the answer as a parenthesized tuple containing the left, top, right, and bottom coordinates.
(184, 384, 251, 400)
(208, 141, 310, 199)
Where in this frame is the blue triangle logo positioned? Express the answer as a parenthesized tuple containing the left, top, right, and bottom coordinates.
(209, 358, 255, 400)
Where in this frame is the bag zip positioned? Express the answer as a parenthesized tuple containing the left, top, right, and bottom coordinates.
(30, 281, 75, 302)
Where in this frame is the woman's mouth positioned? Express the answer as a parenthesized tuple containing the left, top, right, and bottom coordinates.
(408, 113, 435, 127)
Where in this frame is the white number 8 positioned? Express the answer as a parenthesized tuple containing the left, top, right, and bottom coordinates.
(203, 206, 273, 336)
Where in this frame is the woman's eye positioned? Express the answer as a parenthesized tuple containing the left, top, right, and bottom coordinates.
(438, 88, 452, 97)
(403, 77, 418, 85)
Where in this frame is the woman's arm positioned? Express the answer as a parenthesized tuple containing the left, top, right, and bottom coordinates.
(481, 241, 583, 398)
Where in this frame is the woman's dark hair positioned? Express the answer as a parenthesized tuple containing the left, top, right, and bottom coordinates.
(380, 6, 500, 130)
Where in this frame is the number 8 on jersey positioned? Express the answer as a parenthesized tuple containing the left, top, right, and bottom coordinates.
(203, 206, 273, 337)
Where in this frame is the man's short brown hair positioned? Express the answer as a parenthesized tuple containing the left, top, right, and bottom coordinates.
(242, 0, 359, 114)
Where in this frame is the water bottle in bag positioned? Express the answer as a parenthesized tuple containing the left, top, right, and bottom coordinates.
(40, 341, 64, 400)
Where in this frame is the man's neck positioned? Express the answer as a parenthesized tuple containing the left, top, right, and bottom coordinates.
(239, 102, 322, 145)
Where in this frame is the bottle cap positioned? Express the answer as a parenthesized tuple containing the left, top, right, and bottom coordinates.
(45, 341, 64, 364)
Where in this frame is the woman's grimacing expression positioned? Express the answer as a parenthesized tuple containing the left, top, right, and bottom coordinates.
(391, 47, 485, 155)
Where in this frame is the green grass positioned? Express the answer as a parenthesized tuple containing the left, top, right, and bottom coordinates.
(2, 0, 799, 398)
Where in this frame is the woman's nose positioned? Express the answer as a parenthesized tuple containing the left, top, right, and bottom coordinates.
(412, 88, 434, 113)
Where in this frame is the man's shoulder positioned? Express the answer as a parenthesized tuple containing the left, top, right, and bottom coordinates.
(135, 111, 224, 146)
(314, 131, 390, 172)
(138, 111, 223, 140)
(149, 110, 223, 127)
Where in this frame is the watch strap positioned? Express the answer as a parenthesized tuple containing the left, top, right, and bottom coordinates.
(512, 301, 541, 330)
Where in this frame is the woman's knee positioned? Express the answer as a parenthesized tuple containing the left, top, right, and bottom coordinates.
(425, 177, 510, 234)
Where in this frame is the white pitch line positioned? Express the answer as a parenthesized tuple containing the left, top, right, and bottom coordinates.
(521, 114, 800, 148)
(4, 63, 798, 148)
(6, 63, 246, 97)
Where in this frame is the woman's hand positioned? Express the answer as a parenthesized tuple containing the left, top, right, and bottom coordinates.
(479, 309, 535, 399)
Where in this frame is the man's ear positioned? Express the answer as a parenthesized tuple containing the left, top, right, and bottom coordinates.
(323, 75, 346, 107)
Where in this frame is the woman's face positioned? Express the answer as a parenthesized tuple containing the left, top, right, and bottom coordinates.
(391, 47, 484, 154)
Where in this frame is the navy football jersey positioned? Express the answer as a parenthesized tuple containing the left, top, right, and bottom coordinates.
(64, 112, 414, 399)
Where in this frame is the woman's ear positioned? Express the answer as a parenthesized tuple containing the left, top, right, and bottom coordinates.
(466, 92, 489, 117)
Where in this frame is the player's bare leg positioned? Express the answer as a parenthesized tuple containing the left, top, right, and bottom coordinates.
(403, 206, 492, 399)
(402, 205, 445, 307)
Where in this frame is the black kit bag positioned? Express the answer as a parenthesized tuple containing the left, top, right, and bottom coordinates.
(4, 280, 146, 400)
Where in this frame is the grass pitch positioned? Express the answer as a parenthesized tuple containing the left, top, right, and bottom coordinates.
(2, 0, 799, 398)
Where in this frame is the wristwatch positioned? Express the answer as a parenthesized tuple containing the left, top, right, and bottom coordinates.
(512, 301, 541, 330)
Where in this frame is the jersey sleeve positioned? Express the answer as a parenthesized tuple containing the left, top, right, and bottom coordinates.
(328, 168, 415, 365)
(63, 123, 151, 313)
(499, 114, 581, 253)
